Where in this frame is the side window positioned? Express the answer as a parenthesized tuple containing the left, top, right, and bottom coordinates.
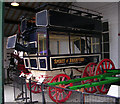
(102, 22, 110, 59)
(70, 35, 101, 54)
(70, 36, 86, 54)
(49, 34, 69, 55)
(71, 36, 81, 54)
(91, 37, 100, 53)
(37, 33, 47, 56)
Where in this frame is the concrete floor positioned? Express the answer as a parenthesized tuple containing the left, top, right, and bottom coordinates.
(4, 84, 15, 103)
(4, 83, 47, 103)
(4, 82, 119, 104)
(4, 83, 84, 103)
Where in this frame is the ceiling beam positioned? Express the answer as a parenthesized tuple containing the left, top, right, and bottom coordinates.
(5, 3, 36, 13)
(5, 19, 20, 24)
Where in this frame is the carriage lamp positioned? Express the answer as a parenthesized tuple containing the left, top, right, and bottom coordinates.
(11, 0, 19, 6)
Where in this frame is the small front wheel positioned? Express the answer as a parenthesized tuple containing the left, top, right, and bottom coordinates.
(26, 81, 42, 93)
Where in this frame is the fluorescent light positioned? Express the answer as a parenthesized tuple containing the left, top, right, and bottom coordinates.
(11, 2, 19, 6)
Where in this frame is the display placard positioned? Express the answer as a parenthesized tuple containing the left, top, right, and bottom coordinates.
(50, 55, 100, 70)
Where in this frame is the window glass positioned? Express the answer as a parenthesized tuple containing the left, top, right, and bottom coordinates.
(49, 34, 69, 55)
(103, 22, 109, 32)
(70, 35, 81, 54)
(104, 43, 109, 52)
(86, 37, 91, 53)
(30, 59, 37, 68)
(37, 33, 47, 55)
(25, 59, 29, 67)
(70, 35, 88, 54)
(104, 53, 109, 59)
(39, 59, 46, 68)
(91, 37, 100, 53)
(81, 37, 86, 54)
(102, 21, 110, 59)
(103, 33, 109, 42)
(28, 42, 37, 54)
(49, 32, 101, 55)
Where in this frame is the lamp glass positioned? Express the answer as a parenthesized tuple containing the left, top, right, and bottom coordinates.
(11, 2, 19, 6)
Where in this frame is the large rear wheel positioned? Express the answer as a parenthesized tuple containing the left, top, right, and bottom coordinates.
(95, 59, 115, 94)
(82, 63, 97, 93)
(48, 74, 73, 103)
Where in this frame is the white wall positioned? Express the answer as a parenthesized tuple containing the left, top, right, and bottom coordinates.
(95, 3, 119, 68)
(4, 37, 14, 79)
(118, 2, 120, 68)
(59, 40, 69, 54)
(50, 40, 58, 54)
(73, 2, 119, 68)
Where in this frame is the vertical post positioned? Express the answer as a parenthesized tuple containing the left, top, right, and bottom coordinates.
(46, 29, 49, 56)
(115, 98, 119, 104)
(0, 1, 4, 103)
(13, 81, 16, 100)
(99, 34, 102, 58)
(85, 36, 89, 54)
(81, 93, 84, 104)
(46, 29, 50, 70)
(68, 33, 71, 55)
(41, 83, 46, 104)
(24, 79, 27, 103)
(29, 78, 32, 102)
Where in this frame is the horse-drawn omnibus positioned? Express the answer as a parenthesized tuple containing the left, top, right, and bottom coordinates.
(6, 4, 116, 103)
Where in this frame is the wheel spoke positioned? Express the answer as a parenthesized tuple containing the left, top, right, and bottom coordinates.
(61, 93, 64, 100)
(31, 83, 36, 88)
(83, 75, 88, 77)
(63, 91, 67, 96)
(57, 92, 60, 100)
(108, 62, 111, 69)
(53, 80, 56, 82)
(86, 70, 90, 76)
(101, 85, 104, 91)
(52, 92, 57, 97)
(55, 91, 57, 102)
(92, 87, 95, 91)
(104, 70, 106, 73)
(97, 68, 102, 74)
(51, 89, 56, 92)
(62, 77, 65, 81)
(64, 84, 71, 88)
(37, 86, 39, 92)
(84, 80, 89, 83)
(105, 61, 107, 69)
(44, 78, 47, 82)
(105, 88, 108, 92)
(58, 77, 61, 82)
(101, 64, 104, 70)
(92, 65, 95, 73)
(33, 85, 37, 91)
(45, 80, 50, 83)
(112, 65, 115, 69)
(89, 66, 91, 75)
